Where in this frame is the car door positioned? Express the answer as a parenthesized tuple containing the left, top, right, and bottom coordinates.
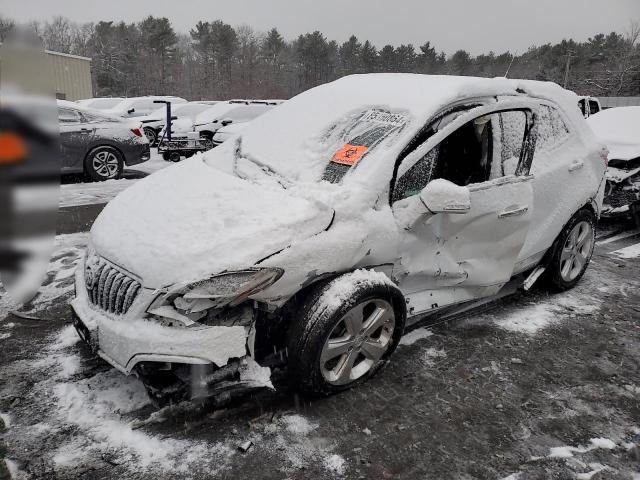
(391, 101, 537, 314)
(515, 102, 591, 270)
(58, 107, 95, 171)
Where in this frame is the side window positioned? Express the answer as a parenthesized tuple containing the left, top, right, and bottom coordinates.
(393, 109, 530, 202)
(491, 111, 527, 178)
(578, 99, 587, 117)
(58, 108, 82, 124)
(589, 100, 600, 116)
(537, 105, 570, 151)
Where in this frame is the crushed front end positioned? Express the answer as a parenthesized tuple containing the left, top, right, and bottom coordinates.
(71, 250, 278, 404)
(602, 158, 640, 219)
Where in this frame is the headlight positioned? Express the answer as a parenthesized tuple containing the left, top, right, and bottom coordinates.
(147, 268, 283, 326)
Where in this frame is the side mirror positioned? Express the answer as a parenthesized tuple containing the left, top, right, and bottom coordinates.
(221, 118, 233, 126)
(419, 179, 470, 214)
(127, 108, 135, 114)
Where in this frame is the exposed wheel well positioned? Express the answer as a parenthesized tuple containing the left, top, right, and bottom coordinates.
(253, 270, 407, 361)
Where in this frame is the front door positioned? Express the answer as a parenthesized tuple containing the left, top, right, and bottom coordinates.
(391, 101, 537, 314)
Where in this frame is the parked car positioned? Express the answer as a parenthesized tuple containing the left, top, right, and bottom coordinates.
(210, 121, 252, 147)
(192, 102, 276, 144)
(587, 106, 640, 219)
(103, 96, 187, 119)
(139, 102, 214, 145)
(578, 96, 601, 118)
(72, 74, 605, 402)
(76, 97, 124, 110)
(57, 100, 150, 181)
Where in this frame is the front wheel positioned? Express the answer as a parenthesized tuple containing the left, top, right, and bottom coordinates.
(287, 273, 405, 395)
(84, 146, 123, 181)
(542, 208, 596, 291)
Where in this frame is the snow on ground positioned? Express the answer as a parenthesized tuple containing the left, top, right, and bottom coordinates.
(1, 322, 350, 477)
(399, 327, 433, 346)
(59, 153, 170, 208)
(0, 232, 88, 318)
(486, 283, 601, 335)
(611, 241, 640, 259)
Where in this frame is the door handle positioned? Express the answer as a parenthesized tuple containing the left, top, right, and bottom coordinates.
(79, 128, 92, 133)
(568, 160, 584, 172)
(498, 205, 529, 218)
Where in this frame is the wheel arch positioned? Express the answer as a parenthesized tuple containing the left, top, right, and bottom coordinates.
(83, 144, 125, 177)
(255, 269, 407, 359)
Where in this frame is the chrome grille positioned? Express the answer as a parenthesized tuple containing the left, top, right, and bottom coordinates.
(86, 257, 140, 315)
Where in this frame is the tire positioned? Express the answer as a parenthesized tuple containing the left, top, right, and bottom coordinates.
(84, 146, 124, 182)
(200, 134, 214, 151)
(287, 273, 406, 395)
(143, 127, 158, 146)
(542, 208, 596, 292)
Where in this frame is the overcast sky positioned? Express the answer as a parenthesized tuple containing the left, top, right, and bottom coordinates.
(1, 0, 639, 54)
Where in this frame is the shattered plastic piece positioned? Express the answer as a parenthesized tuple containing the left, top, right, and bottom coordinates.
(237, 440, 253, 453)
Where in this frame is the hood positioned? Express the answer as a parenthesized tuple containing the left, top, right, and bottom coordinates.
(587, 107, 640, 162)
(90, 157, 334, 288)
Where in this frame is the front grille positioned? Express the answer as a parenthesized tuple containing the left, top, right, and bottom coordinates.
(86, 257, 141, 315)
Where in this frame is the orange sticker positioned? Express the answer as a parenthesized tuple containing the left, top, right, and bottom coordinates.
(331, 144, 368, 166)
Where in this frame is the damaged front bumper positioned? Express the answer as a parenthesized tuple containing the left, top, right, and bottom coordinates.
(602, 165, 640, 218)
(70, 254, 254, 376)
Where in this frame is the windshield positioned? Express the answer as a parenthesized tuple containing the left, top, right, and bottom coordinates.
(206, 105, 411, 186)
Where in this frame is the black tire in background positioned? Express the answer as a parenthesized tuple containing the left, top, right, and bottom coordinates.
(84, 145, 124, 182)
(143, 127, 158, 146)
(287, 274, 406, 395)
(542, 208, 596, 292)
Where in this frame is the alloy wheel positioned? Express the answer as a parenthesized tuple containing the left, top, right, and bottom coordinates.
(320, 299, 395, 386)
(560, 220, 594, 282)
(92, 150, 120, 179)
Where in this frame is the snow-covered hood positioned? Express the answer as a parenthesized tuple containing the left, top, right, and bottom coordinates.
(90, 157, 334, 288)
(587, 107, 640, 162)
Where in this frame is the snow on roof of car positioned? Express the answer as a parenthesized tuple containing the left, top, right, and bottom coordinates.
(212, 74, 583, 185)
(587, 106, 640, 161)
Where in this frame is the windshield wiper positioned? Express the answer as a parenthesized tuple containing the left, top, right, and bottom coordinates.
(232, 138, 292, 190)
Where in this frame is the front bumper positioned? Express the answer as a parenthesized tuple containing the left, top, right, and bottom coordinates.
(71, 255, 249, 374)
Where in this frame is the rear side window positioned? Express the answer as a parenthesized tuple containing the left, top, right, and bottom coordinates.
(536, 105, 570, 150)
(58, 108, 82, 124)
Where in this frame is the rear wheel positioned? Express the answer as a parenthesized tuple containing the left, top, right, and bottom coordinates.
(143, 127, 158, 146)
(287, 275, 405, 395)
(542, 209, 596, 291)
(84, 146, 123, 181)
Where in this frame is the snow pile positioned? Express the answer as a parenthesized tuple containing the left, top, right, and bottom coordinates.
(587, 107, 640, 161)
(399, 327, 433, 346)
(60, 179, 138, 207)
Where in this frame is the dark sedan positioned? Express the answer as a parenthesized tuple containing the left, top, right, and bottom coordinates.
(58, 100, 150, 181)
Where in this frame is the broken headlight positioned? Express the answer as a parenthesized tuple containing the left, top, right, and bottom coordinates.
(147, 268, 283, 328)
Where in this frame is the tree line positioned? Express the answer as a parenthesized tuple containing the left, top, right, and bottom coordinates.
(1, 15, 639, 100)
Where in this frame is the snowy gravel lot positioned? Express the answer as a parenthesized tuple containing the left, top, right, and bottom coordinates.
(1, 214, 639, 478)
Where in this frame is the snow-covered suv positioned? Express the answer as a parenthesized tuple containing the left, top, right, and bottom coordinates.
(72, 74, 606, 400)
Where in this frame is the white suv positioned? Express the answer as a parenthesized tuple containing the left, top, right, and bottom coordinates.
(72, 74, 606, 400)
